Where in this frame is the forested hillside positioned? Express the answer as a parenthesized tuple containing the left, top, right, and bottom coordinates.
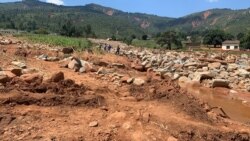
(0, 0, 250, 38)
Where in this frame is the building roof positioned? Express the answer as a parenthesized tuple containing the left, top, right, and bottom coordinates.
(222, 40, 240, 45)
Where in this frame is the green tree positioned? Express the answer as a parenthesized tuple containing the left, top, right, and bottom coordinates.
(111, 35, 116, 41)
(203, 29, 234, 47)
(237, 32, 245, 40)
(142, 34, 148, 40)
(240, 32, 250, 49)
(156, 31, 182, 50)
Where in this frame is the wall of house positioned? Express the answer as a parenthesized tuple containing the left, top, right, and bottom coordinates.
(222, 45, 240, 50)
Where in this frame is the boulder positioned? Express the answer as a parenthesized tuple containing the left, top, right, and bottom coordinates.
(172, 73, 180, 80)
(68, 58, 81, 71)
(0, 75, 9, 84)
(227, 63, 238, 71)
(97, 67, 107, 75)
(49, 72, 64, 82)
(184, 62, 198, 67)
(46, 57, 60, 62)
(178, 76, 190, 83)
(20, 73, 43, 84)
(193, 71, 214, 82)
(241, 54, 248, 59)
(133, 78, 145, 86)
(62, 47, 74, 54)
(79, 67, 86, 73)
(88, 121, 98, 127)
(112, 63, 125, 68)
(208, 62, 221, 70)
(127, 77, 135, 84)
(212, 79, 229, 88)
(238, 69, 250, 78)
(93, 60, 109, 67)
(22, 68, 38, 74)
(11, 61, 26, 69)
(10, 68, 22, 76)
(80, 60, 93, 72)
(38, 54, 48, 60)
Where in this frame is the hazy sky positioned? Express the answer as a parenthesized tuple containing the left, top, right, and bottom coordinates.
(1, 0, 250, 17)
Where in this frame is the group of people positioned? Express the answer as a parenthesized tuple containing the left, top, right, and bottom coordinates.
(99, 43, 120, 55)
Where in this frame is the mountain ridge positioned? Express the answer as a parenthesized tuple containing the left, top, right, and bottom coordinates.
(0, 0, 250, 37)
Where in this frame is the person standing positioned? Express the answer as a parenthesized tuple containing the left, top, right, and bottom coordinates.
(115, 45, 120, 55)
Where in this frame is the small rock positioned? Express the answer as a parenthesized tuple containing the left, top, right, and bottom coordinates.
(241, 54, 248, 59)
(184, 62, 198, 67)
(22, 68, 38, 74)
(212, 79, 229, 88)
(80, 60, 93, 72)
(62, 47, 74, 54)
(208, 62, 221, 70)
(112, 63, 125, 68)
(97, 67, 107, 75)
(133, 78, 145, 86)
(238, 69, 250, 78)
(89, 121, 98, 127)
(38, 54, 48, 60)
(49, 72, 64, 82)
(11, 61, 26, 69)
(0, 75, 9, 84)
(172, 73, 180, 80)
(142, 113, 150, 123)
(122, 122, 132, 130)
(68, 58, 81, 71)
(47, 57, 60, 62)
(192, 71, 214, 82)
(167, 136, 178, 141)
(127, 77, 135, 84)
(227, 63, 238, 71)
(20, 73, 43, 84)
(178, 76, 190, 83)
(10, 68, 22, 76)
(79, 67, 86, 73)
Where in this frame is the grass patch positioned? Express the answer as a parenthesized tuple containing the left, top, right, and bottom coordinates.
(15, 34, 92, 51)
(131, 39, 160, 48)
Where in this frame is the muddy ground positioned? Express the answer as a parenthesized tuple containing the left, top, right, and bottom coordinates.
(0, 38, 250, 141)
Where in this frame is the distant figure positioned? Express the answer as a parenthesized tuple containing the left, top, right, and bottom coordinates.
(115, 45, 120, 55)
(104, 44, 107, 51)
(99, 44, 102, 50)
(108, 45, 112, 52)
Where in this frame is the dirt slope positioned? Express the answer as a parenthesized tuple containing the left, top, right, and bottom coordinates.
(0, 37, 250, 141)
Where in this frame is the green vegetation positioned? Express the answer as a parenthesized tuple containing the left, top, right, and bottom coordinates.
(17, 34, 92, 51)
(203, 29, 234, 47)
(156, 31, 183, 50)
(239, 32, 250, 49)
(0, 0, 172, 39)
(132, 39, 160, 48)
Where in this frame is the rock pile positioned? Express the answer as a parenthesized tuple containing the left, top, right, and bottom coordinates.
(123, 49, 250, 91)
(61, 57, 95, 73)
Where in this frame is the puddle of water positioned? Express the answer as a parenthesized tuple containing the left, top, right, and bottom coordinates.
(180, 82, 250, 123)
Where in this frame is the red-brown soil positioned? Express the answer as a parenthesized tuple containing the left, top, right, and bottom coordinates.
(0, 38, 250, 141)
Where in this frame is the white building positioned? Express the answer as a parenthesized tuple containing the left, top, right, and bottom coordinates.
(222, 40, 240, 50)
